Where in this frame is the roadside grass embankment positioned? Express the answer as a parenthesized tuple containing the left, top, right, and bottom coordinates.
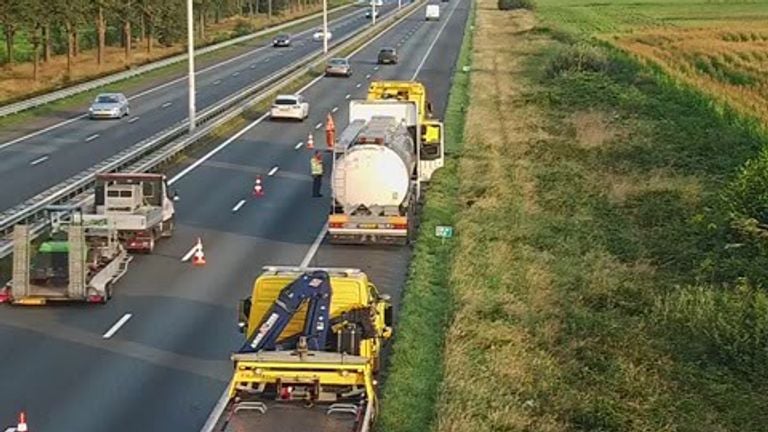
(376, 1, 475, 431)
(425, 0, 768, 431)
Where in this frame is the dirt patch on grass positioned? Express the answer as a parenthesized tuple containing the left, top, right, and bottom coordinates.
(570, 110, 620, 148)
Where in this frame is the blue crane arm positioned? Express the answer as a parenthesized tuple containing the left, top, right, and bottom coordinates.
(240, 271, 332, 353)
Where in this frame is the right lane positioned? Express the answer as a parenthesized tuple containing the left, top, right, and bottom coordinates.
(0, 1, 470, 430)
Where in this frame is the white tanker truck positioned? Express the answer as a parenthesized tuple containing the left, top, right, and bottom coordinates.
(328, 82, 445, 245)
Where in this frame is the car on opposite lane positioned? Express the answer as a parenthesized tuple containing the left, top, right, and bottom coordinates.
(325, 58, 352, 77)
(365, 9, 380, 18)
(270, 94, 310, 121)
(89, 93, 130, 119)
(273, 34, 292, 47)
(312, 29, 333, 42)
(377, 47, 398, 64)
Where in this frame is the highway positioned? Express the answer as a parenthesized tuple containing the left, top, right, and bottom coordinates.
(0, 3, 400, 215)
(0, 0, 470, 429)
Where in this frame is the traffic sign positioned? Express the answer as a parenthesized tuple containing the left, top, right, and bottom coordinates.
(435, 225, 454, 239)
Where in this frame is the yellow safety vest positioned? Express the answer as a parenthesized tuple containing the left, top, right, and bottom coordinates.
(311, 157, 323, 175)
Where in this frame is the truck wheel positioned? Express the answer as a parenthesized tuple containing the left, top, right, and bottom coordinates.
(147, 237, 155, 254)
(161, 218, 175, 238)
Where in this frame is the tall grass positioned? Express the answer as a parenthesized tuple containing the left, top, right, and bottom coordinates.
(429, 0, 768, 430)
(376, 3, 475, 431)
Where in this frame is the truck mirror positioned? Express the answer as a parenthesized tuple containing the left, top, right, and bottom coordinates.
(237, 297, 252, 334)
(379, 293, 391, 302)
(384, 304, 393, 328)
(426, 102, 433, 117)
(172, 190, 180, 202)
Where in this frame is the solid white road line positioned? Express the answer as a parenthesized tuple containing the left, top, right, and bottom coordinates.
(412, 0, 457, 80)
(181, 243, 200, 262)
(0, 9, 367, 152)
(232, 199, 246, 212)
(128, 116, 140, 123)
(268, 166, 279, 176)
(170, 74, 326, 185)
(85, 134, 100, 142)
(161, 102, 173, 108)
(295, 141, 304, 150)
(198, 5, 429, 431)
(0, 115, 87, 151)
(30, 156, 49, 166)
(300, 224, 329, 268)
(102, 313, 133, 339)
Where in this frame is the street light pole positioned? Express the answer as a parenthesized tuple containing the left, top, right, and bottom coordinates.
(186, 0, 196, 133)
(372, 0, 376, 25)
(323, 0, 328, 54)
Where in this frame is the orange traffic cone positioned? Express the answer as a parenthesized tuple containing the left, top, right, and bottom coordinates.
(253, 176, 264, 197)
(307, 132, 314, 150)
(17, 411, 28, 432)
(325, 113, 336, 150)
(192, 238, 206, 267)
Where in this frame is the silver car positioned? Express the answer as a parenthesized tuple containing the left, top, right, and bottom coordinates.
(89, 93, 130, 119)
(325, 58, 352, 77)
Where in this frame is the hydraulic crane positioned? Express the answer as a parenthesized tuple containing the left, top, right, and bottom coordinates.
(240, 270, 332, 352)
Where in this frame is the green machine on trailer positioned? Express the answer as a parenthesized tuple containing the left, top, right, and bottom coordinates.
(0, 206, 132, 305)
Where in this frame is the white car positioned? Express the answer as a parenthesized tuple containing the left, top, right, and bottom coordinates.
(312, 29, 333, 42)
(270, 94, 309, 121)
(89, 92, 130, 119)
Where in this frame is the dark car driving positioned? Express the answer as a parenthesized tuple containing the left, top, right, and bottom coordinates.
(377, 47, 398, 65)
(273, 34, 291, 47)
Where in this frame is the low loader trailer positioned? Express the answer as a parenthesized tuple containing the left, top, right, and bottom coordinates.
(0, 212, 131, 305)
(204, 266, 393, 432)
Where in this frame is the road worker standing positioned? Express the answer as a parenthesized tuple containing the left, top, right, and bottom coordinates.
(311, 151, 324, 197)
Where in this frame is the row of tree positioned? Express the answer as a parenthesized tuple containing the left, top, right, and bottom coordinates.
(0, 0, 325, 79)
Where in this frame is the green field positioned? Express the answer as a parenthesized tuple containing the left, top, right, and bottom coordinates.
(376, 0, 768, 431)
(535, 0, 768, 34)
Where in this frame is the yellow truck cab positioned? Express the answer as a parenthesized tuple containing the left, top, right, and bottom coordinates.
(367, 81, 444, 173)
(206, 267, 392, 432)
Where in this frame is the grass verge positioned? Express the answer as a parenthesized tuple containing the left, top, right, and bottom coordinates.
(429, 0, 768, 430)
(376, 2, 475, 431)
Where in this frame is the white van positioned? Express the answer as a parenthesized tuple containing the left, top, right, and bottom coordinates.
(426, 4, 440, 21)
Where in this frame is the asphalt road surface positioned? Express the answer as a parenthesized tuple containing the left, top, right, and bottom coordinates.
(0, 0, 470, 429)
(0, 2, 402, 214)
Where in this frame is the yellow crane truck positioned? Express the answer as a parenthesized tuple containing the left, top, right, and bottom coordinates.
(204, 266, 393, 432)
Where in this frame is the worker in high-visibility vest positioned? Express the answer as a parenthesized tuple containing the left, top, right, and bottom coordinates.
(311, 151, 324, 197)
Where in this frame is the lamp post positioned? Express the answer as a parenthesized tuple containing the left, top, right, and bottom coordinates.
(187, 0, 196, 132)
(323, 0, 329, 54)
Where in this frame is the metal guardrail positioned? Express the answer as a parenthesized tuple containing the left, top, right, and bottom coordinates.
(0, 0, 424, 260)
(0, 4, 354, 119)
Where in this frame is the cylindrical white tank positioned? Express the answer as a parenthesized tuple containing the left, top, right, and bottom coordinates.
(333, 131, 415, 208)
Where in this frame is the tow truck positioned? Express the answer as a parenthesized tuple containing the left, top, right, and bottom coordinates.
(205, 267, 393, 431)
(85, 173, 176, 253)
